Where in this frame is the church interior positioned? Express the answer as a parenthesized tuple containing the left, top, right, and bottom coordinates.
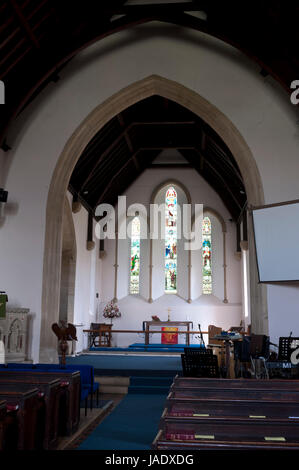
(0, 0, 299, 453)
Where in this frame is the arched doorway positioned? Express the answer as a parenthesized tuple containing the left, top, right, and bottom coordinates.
(40, 75, 266, 362)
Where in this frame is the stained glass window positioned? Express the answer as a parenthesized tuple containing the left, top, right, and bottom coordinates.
(130, 217, 140, 294)
(202, 216, 212, 294)
(165, 187, 177, 293)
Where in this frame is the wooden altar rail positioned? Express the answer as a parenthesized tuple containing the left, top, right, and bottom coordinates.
(83, 328, 210, 347)
(84, 329, 247, 348)
(84, 329, 248, 335)
(84, 329, 209, 334)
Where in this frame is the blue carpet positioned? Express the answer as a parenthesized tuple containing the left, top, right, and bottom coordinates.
(90, 343, 204, 353)
(66, 354, 182, 377)
(71, 355, 173, 449)
(128, 376, 174, 394)
(129, 343, 205, 349)
(78, 393, 166, 450)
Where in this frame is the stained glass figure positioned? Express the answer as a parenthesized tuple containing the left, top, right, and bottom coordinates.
(202, 216, 212, 294)
(165, 187, 177, 293)
(129, 217, 140, 294)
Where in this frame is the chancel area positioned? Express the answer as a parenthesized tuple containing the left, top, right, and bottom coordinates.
(0, 0, 299, 452)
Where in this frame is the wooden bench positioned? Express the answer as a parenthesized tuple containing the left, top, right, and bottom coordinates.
(159, 411, 299, 440)
(154, 378, 299, 449)
(0, 375, 61, 449)
(169, 385, 299, 401)
(0, 370, 81, 435)
(166, 394, 299, 419)
(0, 384, 42, 450)
(0, 400, 6, 451)
(173, 376, 299, 389)
(152, 429, 299, 450)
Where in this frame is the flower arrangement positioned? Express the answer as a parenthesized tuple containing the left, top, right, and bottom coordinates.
(103, 300, 121, 323)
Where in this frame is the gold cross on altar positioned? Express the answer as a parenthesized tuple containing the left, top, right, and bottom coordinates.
(167, 307, 171, 321)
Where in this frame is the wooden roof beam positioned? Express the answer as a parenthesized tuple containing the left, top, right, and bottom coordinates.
(117, 113, 140, 171)
(80, 121, 199, 188)
(9, 0, 40, 49)
(182, 149, 243, 211)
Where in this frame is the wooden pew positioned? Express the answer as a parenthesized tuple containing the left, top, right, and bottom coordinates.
(166, 394, 299, 419)
(154, 377, 299, 450)
(0, 400, 6, 451)
(152, 429, 299, 450)
(0, 370, 80, 435)
(173, 376, 299, 390)
(169, 385, 299, 401)
(159, 411, 299, 442)
(169, 377, 299, 418)
(0, 375, 61, 449)
(0, 384, 42, 450)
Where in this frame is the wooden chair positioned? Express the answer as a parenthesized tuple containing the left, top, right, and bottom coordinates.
(89, 323, 112, 347)
(89, 323, 101, 347)
(208, 325, 222, 348)
(249, 334, 270, 379)
(207, 325, 227, 374)
(98, 324, 112, 347)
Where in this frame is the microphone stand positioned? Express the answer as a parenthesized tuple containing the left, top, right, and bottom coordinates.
(198, 324, 205, 347)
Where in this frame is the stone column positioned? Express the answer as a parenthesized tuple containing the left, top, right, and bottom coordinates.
(187, 249, 192, 303)
(223, 229, 228, 303)
(247, 211, 268, 334)
(39, 199, 63, 363)
(113, 233, 119, 302)
(148, 238, 153, 303)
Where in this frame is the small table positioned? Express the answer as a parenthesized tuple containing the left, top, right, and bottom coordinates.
(85, 324, 113, 347)
(212, 334, 242, 378)
(143, 321, 193, 346)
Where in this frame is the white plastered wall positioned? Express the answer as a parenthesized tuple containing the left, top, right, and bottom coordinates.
(97, 168, 242, 348)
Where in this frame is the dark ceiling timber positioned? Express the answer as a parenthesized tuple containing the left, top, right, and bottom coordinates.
(69, 96, 246, 221)
(0, 0, 298, 147)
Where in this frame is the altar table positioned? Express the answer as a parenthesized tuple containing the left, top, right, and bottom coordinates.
(143, 321, 193, 346)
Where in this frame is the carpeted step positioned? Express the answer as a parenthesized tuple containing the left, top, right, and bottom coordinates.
(90, 347, 185, 352)
(93, 369, 181, 377)
(128, 384, 170, 394)
(96, 376, 130, 386)
(66, 354, 182, 377)
(129, 376, 174, 387)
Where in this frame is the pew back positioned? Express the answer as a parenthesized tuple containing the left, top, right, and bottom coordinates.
(0, 400, 6, 451)
(0, 384, 41, 449)
(169, 386, 299, 401)
(166, 394, 299, 419)
(173, 376, 299, 389)
(0, 375, 61, 449)
(0, 369, 80, 435)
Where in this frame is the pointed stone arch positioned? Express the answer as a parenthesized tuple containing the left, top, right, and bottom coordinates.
(40, 74, 266, 361)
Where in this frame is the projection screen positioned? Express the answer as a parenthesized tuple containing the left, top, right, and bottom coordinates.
(252, 201, 299, 282)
